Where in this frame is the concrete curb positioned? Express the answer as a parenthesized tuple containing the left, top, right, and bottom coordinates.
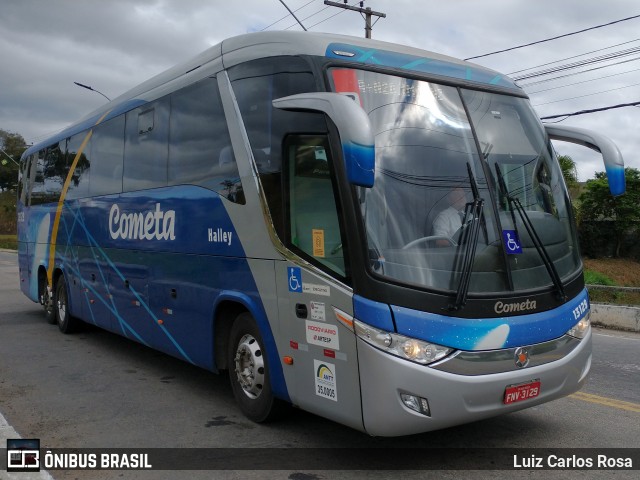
(590, 303, 640, 333)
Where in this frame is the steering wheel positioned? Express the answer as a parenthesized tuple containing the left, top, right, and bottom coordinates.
(402, 235, 457, 249)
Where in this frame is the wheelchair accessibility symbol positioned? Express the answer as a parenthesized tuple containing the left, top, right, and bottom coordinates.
(288, 267, 303, 293)
(502, 230, 523, 254)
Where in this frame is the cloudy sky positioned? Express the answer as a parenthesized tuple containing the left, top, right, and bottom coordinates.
(1, 0, 639, 181)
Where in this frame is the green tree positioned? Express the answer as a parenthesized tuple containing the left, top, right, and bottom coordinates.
(0, 129, 28, 192)
(579, 167, 640, 257)
(557, 154, 578, 189)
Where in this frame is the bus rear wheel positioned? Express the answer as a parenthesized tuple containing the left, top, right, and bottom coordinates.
(227, 312, 283, 422)
(55, 274, 79, 334)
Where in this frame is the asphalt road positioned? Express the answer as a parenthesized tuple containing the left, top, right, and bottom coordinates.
(0, 250, 638, 480)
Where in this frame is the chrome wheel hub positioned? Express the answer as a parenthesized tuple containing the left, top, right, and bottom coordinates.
(57, 291, 66, 320)
(234, 334, 265, 399)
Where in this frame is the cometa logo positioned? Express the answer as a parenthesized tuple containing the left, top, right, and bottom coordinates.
(109, 203, 176, 241)
(494, 299, 537, 314)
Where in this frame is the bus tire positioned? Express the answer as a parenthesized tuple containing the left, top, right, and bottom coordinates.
(55, 274, 79, 334)
(41, 274, 56, 324)
(44, 290, 56, 324)
(227, 312, 283, 423)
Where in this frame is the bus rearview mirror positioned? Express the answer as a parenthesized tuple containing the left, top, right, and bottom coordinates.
(544, 124, 625, 196)
(273, 92, 375, 188)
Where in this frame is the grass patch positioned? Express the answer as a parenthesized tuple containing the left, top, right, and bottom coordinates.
(583, 269, 616, 286)
(0, 234, 17, 250)
(588, 288, 640, 306)
(584, 259, 640, 306)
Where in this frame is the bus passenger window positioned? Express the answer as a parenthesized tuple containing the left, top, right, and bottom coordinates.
(168, 77, 244, 203)
(90, 116, 124, 196)
(31, 144, 65, 205)
(66, 133, 91, 199)
(287, 135, 346, 278)
(123, 99, 169, 192)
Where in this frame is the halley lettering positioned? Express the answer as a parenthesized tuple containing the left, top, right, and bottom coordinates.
(109, 203, 176, 241)
(208, 227, 233, 246)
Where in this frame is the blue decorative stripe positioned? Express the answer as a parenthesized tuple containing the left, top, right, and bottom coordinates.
(326, 43, 522, 92)
(392, 289, 590, 351)
(353, 295, 395, 331)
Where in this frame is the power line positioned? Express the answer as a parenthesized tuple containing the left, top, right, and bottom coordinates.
(513, 45, 640, 81)
(323, 1, 386, 39)
(306, 7, 349, 30)
(532, 81, 640, 107)
(539, 101, 640, 121)
(519, 56, 640, 88)
(526, 66, 640, 94)
(277, 0, 308, 31)
(464, 13, 640, 61)
(507, 38, 640, 76)
(262, 0, 315, 31)
(283, 3, 333, 30)
(284, 0, 361, 32)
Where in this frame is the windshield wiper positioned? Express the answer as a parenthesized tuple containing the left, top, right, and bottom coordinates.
(494, 163, 566, 301)
(449, 163, 484, 311)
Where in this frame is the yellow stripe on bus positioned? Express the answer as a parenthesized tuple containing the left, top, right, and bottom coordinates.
(570, 391, 640, 413)
(46, 110, 111, 285)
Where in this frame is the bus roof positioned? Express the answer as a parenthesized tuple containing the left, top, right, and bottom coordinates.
(23, 31, 522, 159)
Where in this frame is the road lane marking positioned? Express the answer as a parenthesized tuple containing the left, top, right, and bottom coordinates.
(593, 332, 640, 342)
(570, 391, 640, 413)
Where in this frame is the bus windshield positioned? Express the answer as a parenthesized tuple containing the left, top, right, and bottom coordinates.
(330, 68, 580, 294)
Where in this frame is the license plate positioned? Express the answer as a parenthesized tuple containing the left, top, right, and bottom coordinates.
(503, 379, 541, 404)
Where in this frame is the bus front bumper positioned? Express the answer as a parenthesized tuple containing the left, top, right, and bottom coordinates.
(358, 329, 592, 437)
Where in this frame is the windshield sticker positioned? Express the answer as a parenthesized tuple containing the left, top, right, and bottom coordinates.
(502, 230, 523, 254)
(312, 229, 325, 257)
(306, 320, 339, 350)
(314, 359, 337, 402)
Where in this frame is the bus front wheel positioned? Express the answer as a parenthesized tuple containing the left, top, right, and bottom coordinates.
(227, 312, 283, 422)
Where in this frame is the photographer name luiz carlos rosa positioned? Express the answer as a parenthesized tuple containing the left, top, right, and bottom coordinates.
(513, 453, 634, 469)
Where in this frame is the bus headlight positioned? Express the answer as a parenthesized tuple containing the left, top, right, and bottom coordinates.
(566, 312, 590, 339)
(354, 319, 453, 365)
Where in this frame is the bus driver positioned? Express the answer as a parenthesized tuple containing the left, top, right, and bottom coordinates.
(432, 187, 468, 245)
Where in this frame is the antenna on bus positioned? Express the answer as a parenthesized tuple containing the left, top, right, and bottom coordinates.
(277, 0, 308, 31)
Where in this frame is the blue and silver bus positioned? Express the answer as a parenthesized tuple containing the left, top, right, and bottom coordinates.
(17, 32, 625, 436)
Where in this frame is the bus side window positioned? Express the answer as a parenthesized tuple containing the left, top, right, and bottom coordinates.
(31, 144, 64, 205)
(230, 61, 323, 240)
(286, 135, 346, 278)
(18, 154, 32, 205)
(90, 116, 124, 196)
(123, 98, 170, 192)
(168, 77, 244, 203)
(66, 133, 91, 199)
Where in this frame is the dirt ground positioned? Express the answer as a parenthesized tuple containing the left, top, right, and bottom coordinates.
(583, 257, 640, 305)
(583, 258, 640, 287)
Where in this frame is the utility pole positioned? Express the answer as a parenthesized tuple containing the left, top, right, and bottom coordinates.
(323, 1, 386, 39)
